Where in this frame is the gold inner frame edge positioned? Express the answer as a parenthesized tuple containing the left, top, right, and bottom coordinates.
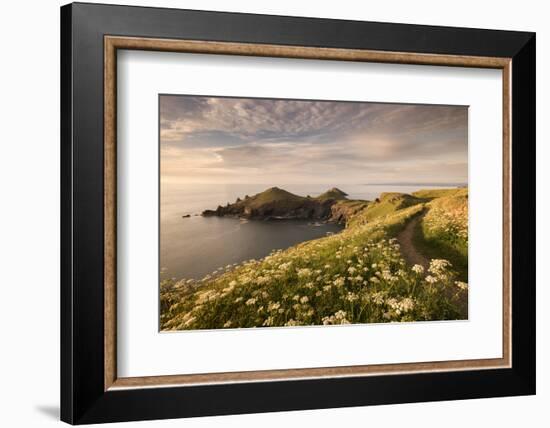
(104, 36, 512, 391)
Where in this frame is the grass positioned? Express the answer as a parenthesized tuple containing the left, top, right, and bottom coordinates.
(412, 190, 468, 281)
(232, 187, 306, 210)
(316, 187, 349, 200)
(347, 192, 424, 227)
(232, 186, 350, 209)
(160, 187, 468, 331)
(412, 187, 467, 200)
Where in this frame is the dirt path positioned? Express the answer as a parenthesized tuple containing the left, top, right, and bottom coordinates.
(396, 215, 429, 269)
(397, 214, 468, 318)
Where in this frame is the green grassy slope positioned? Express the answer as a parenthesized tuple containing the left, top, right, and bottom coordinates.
(347, 193, 424, 227)
(161, 187, 468, 330)
(316, 187, 348, 200)
(233, 187, 306, 209)
(412, 187, 467, 200)
(413, 189, 468, 281)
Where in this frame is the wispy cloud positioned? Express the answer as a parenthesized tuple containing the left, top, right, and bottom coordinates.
(160, 95, 467, 184)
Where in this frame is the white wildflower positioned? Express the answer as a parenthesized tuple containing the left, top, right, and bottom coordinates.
(455, 281, 468, 291)
(322, 310, 350, 325)
(429, 259, 452, 276)
(346, 292, 359, 302)
(268, 302, 281, 311)
(256, 275, 270, 285)
(425, 275, 438, 284)
(412, 264, 424, 274)
(333, 277, 345, 287)
(278, 261, 292, 271)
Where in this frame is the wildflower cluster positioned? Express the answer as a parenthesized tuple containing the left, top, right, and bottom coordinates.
(160, 201, 467, 331)
(422, 195, 468, 250)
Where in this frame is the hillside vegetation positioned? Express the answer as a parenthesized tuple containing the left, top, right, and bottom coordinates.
(413, 188, 468, 281)
(347, 192, 424, 227)
(161, 187, 468, 330)
(202, 187, 350, 221)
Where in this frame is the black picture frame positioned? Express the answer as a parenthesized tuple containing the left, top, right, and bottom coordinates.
(61, 2, 535, 424)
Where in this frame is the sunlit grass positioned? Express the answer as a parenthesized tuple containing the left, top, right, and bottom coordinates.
(413, 190, 468, 281)
(160, 190, 469, 331)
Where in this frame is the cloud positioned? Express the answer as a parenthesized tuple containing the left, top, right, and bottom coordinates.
(160, 95, 468, 184)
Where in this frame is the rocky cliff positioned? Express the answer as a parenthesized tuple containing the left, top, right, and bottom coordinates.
(329, 199, 370, 224)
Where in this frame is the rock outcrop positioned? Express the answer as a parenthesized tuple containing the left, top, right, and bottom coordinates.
(329, 200, 370, 224)
(202, 187, 355, 221)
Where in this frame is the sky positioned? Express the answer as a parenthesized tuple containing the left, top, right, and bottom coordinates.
(160, 95, 468, 186)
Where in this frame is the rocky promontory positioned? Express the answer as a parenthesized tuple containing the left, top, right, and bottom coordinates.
(202, 187, 355, 222)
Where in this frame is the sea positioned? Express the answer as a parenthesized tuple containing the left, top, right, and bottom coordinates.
(160, 182, 459, 280)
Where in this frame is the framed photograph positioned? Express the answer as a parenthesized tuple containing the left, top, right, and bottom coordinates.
(61, 2, 535, 424)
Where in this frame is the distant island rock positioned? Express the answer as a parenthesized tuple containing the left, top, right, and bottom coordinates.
(201, 186, 366, 224)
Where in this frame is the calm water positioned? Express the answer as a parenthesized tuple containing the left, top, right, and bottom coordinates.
(160, 183, 457, 280)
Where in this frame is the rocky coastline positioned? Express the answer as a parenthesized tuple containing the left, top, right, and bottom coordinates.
(201, 187, 367, 225)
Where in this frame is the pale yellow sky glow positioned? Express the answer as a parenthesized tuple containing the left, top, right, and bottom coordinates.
(160, 95, 468, 185)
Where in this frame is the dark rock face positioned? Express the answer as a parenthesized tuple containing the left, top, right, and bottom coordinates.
(202, 205, 226, 217)
(329, 200, 369, 224)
